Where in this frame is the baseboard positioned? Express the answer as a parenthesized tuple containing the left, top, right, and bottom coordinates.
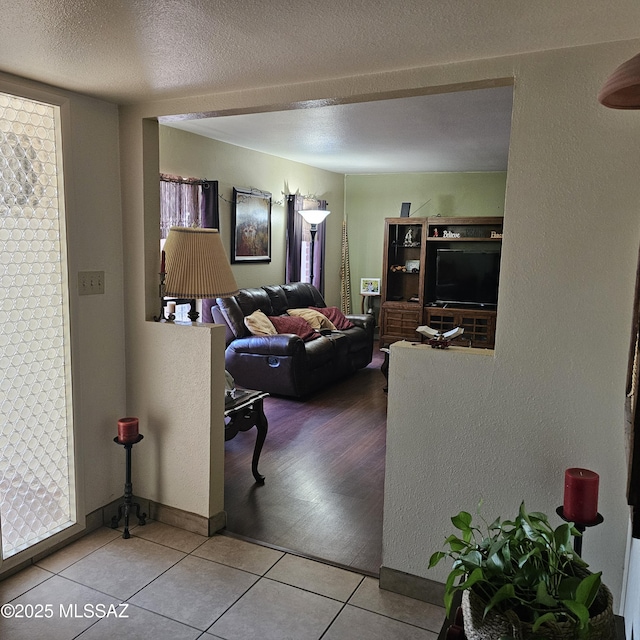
(101, 495, 226, 537)
(379, 566, 445, 606)
(147, 500, 226, 536)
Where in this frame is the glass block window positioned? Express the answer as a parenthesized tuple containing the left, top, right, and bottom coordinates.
(0, 91, 75, 558)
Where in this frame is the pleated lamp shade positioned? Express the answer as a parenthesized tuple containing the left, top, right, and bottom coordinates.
(164, 227, 239, 299)
(598, 52, 640, 109)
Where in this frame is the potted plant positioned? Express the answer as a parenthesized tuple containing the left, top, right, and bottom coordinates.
(429, 502, 615, 640)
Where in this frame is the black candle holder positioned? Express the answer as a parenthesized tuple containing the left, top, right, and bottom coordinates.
(111, 434, 147, 538)
(556, 506, 604, 556)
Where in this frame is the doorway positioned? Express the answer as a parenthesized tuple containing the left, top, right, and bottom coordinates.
(156, 82, 513, 570)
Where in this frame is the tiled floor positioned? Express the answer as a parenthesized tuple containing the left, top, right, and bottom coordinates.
(0, 521, 445, 640)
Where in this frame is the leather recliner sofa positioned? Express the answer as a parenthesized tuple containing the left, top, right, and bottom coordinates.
(209, 282, 375, 398)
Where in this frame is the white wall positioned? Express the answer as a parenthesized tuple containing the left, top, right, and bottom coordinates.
(384, 42, 640, 613)
(118, 38, 640, 616)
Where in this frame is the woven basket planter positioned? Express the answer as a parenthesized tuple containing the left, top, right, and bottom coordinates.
(462, 583, 616, 640)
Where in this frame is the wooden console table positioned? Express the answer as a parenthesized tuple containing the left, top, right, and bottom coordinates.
(224, 390, 268, 484)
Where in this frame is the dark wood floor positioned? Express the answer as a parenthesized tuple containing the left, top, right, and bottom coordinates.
(223, 350, 387, 576)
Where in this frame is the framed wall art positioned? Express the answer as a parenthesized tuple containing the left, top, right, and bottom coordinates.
(231, 187, 271, 263)
(360, 278, 381, 294)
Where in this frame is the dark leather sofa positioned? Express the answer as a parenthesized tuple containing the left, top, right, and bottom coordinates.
(209, 282, 374, 398)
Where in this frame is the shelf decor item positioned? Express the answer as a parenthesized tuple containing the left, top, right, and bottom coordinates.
(429, 502, 615, 640)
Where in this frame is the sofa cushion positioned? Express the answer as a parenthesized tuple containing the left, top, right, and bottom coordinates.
(244, 310, 277, 336)
(310, 306, 355, 330)
(282, 282, 325, 308)
(236, 287, 274, 317)
(269, 315, 320, 342)
(288, 308, 336, 330)
(261, 285, 289, 315)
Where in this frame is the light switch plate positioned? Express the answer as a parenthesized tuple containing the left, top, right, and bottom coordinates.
(78, 271, 105, 295)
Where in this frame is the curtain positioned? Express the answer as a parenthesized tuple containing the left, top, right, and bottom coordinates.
(312, 206, 327, 295)
(285, 195, 328, 295)
(160, 175, 220, 323)
(201, 180, 219, 229)
(286, 195, 303, 283)
(160, 175, 200, 238)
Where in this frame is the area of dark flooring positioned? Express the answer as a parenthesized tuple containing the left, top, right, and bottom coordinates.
(224, 350, 387, 576)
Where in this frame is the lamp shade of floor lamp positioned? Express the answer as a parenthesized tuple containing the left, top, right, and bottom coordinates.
(299, 209, 330, 287)
(598, 52, 640, 109)
(163, 227, 239, 321)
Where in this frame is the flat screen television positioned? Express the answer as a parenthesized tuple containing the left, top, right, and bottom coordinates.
(435, 248, 501, 306)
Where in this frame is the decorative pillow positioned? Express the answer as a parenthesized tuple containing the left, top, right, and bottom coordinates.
(269, 315, 320, 342)
(287, 308, 336, 330)
(243, 309, 277, 336)
(310, 306, 355, 330)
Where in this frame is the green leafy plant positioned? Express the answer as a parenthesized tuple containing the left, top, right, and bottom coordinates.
(429, 502, 604, 637)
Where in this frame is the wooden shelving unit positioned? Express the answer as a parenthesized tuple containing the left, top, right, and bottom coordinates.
(379, 218, 428, 346)
(379, 216, 503, 348)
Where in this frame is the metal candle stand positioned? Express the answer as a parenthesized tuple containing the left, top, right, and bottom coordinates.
(555, 506, 604, 556)
(111, 434, 147, 538)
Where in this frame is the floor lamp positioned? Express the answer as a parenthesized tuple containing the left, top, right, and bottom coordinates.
(158, 226, 239, 322)
(299, 209, 330, 286)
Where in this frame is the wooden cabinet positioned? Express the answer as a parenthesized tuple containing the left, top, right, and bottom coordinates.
(379, 219, 427, 345)
(380, 305, 423, 345)
(379, 216, 503, 348)
(423, 306, 497, 349)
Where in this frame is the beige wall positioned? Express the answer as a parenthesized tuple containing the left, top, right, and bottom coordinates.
(159, 126, 345, 306)
(345, 171, 507, 311)
(6, 29, 636, 612)
(384, 42, 640, 612)
(120, 37, 640, 613)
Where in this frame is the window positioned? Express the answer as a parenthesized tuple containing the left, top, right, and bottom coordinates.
(159, 175, 219, 321)
(0, 91, 75, 558)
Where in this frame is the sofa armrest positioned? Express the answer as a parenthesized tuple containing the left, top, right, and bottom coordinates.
(346, 313, 375, 333)
(227, 334, 305, 357)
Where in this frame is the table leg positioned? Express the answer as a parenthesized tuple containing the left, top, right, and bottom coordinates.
(252, 399, 268, 484)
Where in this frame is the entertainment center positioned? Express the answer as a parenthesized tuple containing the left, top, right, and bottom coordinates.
(379, 216, 503, 348)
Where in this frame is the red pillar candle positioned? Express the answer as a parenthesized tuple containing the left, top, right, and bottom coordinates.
(563, 468, 599, 523)
(117, 417, 139, 443)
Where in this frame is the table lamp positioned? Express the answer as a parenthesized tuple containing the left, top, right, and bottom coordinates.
(160, 227, 239, 322)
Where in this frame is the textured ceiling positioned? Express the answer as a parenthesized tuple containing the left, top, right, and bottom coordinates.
(1, 1, 638, 173)
(1, 1, 639, 105)
(162, 86, 515, 174)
